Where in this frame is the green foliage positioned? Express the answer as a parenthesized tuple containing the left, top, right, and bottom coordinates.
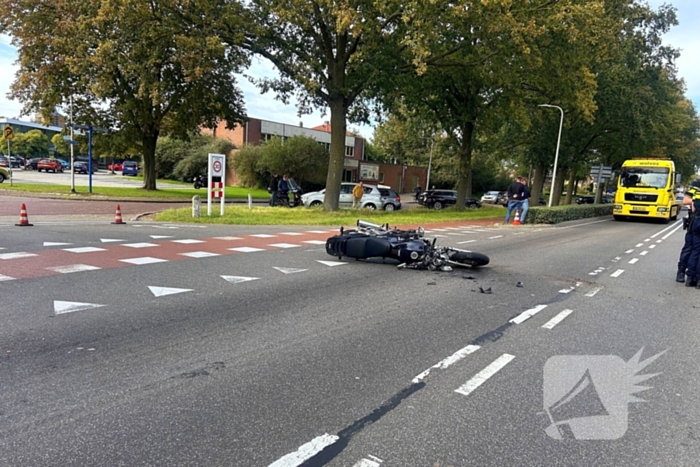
(2, 130, 49, 158)
(154, 134, 236, 181)
(255, 136, 328, 185)
(231, 144, 265, 188)
(525, 204, 614, 224)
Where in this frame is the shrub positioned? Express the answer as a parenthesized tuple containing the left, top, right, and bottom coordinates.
(525, 204, 613, 224)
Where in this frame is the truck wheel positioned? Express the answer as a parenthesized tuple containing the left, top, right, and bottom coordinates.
(613, 215, 625, 221)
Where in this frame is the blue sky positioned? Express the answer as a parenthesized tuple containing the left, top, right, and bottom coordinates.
(1, 1, 698, 141)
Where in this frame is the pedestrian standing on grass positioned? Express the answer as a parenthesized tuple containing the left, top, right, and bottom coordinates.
(268, 172, 279, 206)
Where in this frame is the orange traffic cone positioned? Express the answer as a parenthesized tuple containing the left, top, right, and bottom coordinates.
(111, 204, 127, 225)
(15, 203, 33, 227)
(513, 208, 521, 225)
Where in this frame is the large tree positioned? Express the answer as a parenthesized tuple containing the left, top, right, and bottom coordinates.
(230, 0, 407, 210)
(1, 0, 249, 190)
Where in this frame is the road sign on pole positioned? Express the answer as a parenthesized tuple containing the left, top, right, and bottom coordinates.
(3, 126, 13, 140)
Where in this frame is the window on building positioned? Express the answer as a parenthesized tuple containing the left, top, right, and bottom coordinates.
(345, 146, 354, 157)
(379, 172, 385, 183)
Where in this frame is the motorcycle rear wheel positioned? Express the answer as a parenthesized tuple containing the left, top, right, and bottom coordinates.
(449, 251, 490, 267)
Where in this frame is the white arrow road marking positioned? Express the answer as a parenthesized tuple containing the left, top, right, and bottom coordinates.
(63, 247, 107, 253)
(44, 242, 72, 246)
(100, 238, 125, 243)
(510, 305, 548, 324)
(148, 286, 193, 297)
(269, 433, 339, 467)
(179, 251, 220, 258)
(0, 252, 37, 260)
(171, 239, 205, 244)
(122, 242, 159, 248)
(542, 309, 574, 329)
(47, 264, 101, 273)
(455, 353, 515, 397)
(220, 276, 259, 283)
(273, 267, 308, 274)
(0, 274, 15, 281)
(150, 235, 173, 239)
(54, 301, 105, 315)
(316, 260, 348, 267)
(228, 247, 265, 253)
(120, 257, 168, 265)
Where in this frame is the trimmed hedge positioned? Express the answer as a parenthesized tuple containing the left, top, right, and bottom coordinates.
(525, 204, 613, 224)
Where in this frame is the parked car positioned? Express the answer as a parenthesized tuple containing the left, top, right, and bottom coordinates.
(25, 157, 41, 170)
(378, 186, 402, 211)
(419, 189, 482, 210)
(55, 158, 70, 170)
(301, 182, 387, 210)
(480, 191, 501, 204)
(0, 165, 9, 182)
(73, 161, 97, 174)
(0, 156, 9, 167)
(575, 194, 614, 204)
(122, 161, 139, 176)
(9, 155, 25, 168)
(107, 162, 123, 171)
(37, 158, 64, 173)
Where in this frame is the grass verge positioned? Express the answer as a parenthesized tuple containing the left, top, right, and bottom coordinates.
(0, 183, 269, 200)
(155, 205, 503, 225)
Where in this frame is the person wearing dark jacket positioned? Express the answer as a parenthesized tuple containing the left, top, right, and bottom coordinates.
(505, 177, 525, 223)
(277, 174, 290, 206)
(519, 177, 532, 223)
(268, 173, 279, 206)
(678, 180, 700, 283)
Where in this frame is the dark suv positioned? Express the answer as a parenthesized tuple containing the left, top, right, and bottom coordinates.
(419, 189, 481, 210)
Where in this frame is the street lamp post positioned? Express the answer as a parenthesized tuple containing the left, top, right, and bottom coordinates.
(538, 104, 564, 207)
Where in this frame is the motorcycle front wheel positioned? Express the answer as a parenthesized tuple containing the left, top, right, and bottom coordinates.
(449, 251, 490, 268)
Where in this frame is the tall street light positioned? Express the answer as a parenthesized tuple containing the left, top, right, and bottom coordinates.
(538, 104, 564, 207)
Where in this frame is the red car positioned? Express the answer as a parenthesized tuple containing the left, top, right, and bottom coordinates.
(37, 159, 64, 173)
(107, 163, 123, 171)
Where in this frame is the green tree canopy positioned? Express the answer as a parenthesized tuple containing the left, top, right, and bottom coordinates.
(1, 0, 249, 190)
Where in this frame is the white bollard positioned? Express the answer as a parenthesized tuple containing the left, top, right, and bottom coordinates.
(192, 195, 201, 217)
(248, 193, 252, 209)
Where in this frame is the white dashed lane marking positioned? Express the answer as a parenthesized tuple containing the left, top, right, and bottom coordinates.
(122, 243, 159, 248)
(47, 264, 101, 273)
(0, 274, 15, 281)
(119, 257, 168, 265)
(510, 305, 547, 324)
(628, 258, 639, 264)
(212, 236, 242, 240)
(171, 239, 205, 244)
(249, 234, 276, 238)
(44, 242, 72, 247)
(640, 251, 648, 256)
(63, 247, 107, 253)
(268, 433, 339, 467)
(585, 287, 603, 297)
(455, 354, 515, 397)
(611, 269, 625, 277)
(228, 247, 265, 253)
(273, 267, 308, 274)
(179, 251, 220, 258)
(0, 252, 37, 260)
(302, 240, 326, 245)
(220, 275, 259, 283)
(413, 344, 481, 383)
(458, 240, 477, 244)
(269, 243, 301, 249)
(542, 309, 574, 329)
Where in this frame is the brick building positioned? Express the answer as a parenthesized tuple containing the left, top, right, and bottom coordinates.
(205, 117, 427, 193)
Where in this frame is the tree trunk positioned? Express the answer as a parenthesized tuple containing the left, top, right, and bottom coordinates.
(141, 132, 159, 191)
(456, 121, 475, 209)
(565, 168, 576, 204)
(531, 164, 545, 202)
(323, 99, 348, 211)
(552, 168, 566, 206)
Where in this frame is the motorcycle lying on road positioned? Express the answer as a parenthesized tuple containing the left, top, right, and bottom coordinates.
(325, 220, 490, 271)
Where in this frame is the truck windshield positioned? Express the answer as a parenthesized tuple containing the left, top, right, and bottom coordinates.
(619, 168, 669, 189)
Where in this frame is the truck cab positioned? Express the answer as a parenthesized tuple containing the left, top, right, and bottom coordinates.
(613, 158, 682, 222)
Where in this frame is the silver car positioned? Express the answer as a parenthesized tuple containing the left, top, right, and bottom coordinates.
(302, 182, 390, 210)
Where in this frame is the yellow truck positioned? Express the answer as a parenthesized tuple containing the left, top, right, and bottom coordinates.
(613, 158, 682, 222)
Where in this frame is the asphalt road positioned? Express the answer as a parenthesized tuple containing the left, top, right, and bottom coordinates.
(0, 216, 698, 466)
